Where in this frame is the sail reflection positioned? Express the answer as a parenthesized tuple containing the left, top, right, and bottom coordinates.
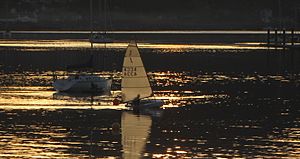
(121, 111, 154, 159)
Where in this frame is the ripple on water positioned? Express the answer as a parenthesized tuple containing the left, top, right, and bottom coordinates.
(0, 71, 299, 158)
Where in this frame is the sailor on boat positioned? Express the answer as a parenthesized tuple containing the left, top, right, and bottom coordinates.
(120, 41, 164, 111)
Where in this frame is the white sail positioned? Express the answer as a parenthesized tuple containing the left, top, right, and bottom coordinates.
(121, 112, 152, 159)
(121, 41, 152, 102)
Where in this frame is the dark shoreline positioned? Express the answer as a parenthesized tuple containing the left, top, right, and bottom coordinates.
(0, 30, 276, 43)
(0, 46, 299, 74)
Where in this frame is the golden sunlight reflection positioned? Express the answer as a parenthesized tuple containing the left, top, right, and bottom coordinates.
(0, 126, 83, 158)
(0, 85, 221, 110)
(1, 71, 299, 110)
(0, 39, 274, 50)
(0, 70, 238, 110)
(0, 69, 299, 158)
(0, 86, 127, 110)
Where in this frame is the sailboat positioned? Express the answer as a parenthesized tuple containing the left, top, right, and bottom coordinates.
(53, 75, 111, 93)
(90, 33, 113, 43)
(121, 41, 164, 110)
(52, 41, 112, 94)
(52, 0, 112, 94)
(90, 0, 113, 43)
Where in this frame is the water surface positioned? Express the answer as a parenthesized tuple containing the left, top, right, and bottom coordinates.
(0, 39, 299, 158)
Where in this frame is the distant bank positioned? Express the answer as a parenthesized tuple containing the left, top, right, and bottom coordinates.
(1, 30, 299, 43)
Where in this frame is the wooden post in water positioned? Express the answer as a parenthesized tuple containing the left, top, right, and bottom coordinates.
(267, 29, 270, 46)
(290, 29, 295, 79)
(282, 29, 286, 73)
(273, 29, 279, 73)
(266, 29, 270, 73)
(291, 29, 295, 46)
(282, 29, 286, 47)
(274, 29, 278, 46)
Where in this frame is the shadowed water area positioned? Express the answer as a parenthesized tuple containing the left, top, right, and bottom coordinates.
(0, 39, 299, 158)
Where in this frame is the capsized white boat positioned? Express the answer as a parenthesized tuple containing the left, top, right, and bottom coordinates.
(121, 41, 163, 109)
(53, 75, 112, 93)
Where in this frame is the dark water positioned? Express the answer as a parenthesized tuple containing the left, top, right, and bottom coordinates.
(0, 40, 300, 158)
(0, 39, 299, 73)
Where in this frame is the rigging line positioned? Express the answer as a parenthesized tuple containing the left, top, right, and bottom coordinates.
(104, 0, 107, 34)
(103, 0, 114, 39)
(90, 0, 95, 74)
(90, 0, 94, 50)
(107, 0, 114, 36)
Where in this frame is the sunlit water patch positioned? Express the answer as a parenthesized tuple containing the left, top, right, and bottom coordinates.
(0, 39, 274, 51)
(0, 71, 299, 158)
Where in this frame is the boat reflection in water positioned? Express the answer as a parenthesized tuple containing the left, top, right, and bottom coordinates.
(121, 111, 161, 159)
(0, 75, 299, 158)
(53, 90, 161, 159)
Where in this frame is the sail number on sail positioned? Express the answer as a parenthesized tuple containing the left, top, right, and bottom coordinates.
(123, 67, 137, 77)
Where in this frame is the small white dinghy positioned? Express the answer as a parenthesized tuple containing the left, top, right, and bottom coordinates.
(121, 41, 163, 110)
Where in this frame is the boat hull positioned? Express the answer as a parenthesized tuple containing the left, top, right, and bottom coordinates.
(53, 78, 112, 94)
(126, 99, 164, 109)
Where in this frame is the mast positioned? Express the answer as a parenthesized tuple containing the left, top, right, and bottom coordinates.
(90, 0, 94, 74)
(90, 0, 94, 50)
(278, 0, 283, 29)
(104, 0, 107, 35)
(103, 0, 107, 70)
(104, 0, 107, 50)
